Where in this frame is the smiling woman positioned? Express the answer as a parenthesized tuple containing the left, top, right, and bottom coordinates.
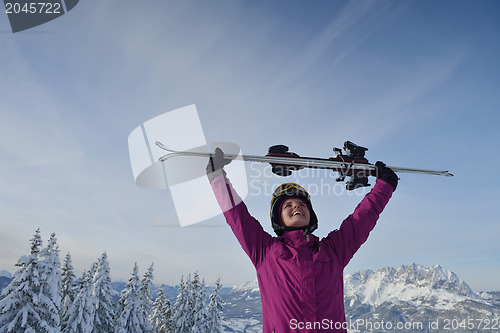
(207, 148, 397, 332)
(280, 197, 311, 228)
(270, 183, 318, 236)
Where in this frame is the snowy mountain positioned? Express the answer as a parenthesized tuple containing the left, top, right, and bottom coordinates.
(0, 271, 11, 293)
(0, 276, 12, 293)
(344, 264, 500, 332)
(220, 264, 500, 333)
(0, 270, 11, 278)
(220, 279, 262, 332)
(344, 263, 480, 310)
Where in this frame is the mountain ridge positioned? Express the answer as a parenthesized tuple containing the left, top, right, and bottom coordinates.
(223, 263, 500, 332)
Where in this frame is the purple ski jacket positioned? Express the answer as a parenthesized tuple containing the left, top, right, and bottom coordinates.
(211, 174, 393, 333)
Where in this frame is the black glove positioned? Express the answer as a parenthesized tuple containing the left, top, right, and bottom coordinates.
(375, 161, 398, 191)
(206, 147, 232, 182)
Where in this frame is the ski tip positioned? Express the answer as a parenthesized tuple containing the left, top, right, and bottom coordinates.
(155, 141, 171, 151)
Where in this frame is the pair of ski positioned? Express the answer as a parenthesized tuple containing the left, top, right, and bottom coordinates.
(155, 140, 452, 190)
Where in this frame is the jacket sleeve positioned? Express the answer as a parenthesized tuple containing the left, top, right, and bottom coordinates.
(324, 179, 394, 268)
(210, 173, 274, 268)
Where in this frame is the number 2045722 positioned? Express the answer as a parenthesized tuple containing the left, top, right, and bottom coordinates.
(442, 318, 499, 330)
(5, 2, 62, 14)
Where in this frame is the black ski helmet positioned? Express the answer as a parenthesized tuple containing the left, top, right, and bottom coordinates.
(270, 183, 318, 236)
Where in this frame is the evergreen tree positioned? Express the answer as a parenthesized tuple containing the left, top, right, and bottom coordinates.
(91, 252, 115, 333)
(60, 253, 77, 320)
(171, 276, 192, 333)
(0, 229, 46, 333)
(150, 287, 174, 333)
(191, 275, 208, 333)
(140, 263, 154, 321)
(162, 297, 174, 333)
(39, 232, 62, 332)
(150, 288, 165, 333)
(62, 269, 95, 333)
(115, 263, 152, 333)
(206, 278, 224, 333)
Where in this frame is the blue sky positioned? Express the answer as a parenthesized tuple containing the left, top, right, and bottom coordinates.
(1, 0, 499, 291)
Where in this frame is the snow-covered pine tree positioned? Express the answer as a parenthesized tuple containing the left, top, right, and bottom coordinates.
(61, 269, 95, 333)
(162, 295, 174, 333)
(206, 277, 224, 333)
(150, 287, 165, 332)
(150, 287, 174, 333)
(0, 229, 47, 333)
(60, 252, 77, 320)
(115, 263, 152, 333)
(171, 275, 192, 333)
(184, 273, 196, 332)
(191, 276, 208, 333)
(140, 263, 154, 321)
(39, 232, 62, 332)
(91, 252, 115, 333)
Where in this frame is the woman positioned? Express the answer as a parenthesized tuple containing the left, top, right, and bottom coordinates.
(207, 148, 397, 333)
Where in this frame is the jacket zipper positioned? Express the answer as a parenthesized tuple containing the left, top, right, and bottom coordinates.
(303, 229, 310, 242)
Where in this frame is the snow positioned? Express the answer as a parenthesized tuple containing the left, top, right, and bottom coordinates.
(230, 278, 259, 293)
(344, 263, 484, 310)
(222, 318, 262, 333)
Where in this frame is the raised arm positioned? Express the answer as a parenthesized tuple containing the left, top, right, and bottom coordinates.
(323, 162, 398, 268)
(208, 148, 274, 268)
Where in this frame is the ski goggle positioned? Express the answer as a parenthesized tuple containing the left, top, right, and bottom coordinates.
(270, 183, 311, 208)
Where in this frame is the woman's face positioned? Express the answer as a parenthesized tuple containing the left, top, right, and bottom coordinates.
(281, 197, 310, 228)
